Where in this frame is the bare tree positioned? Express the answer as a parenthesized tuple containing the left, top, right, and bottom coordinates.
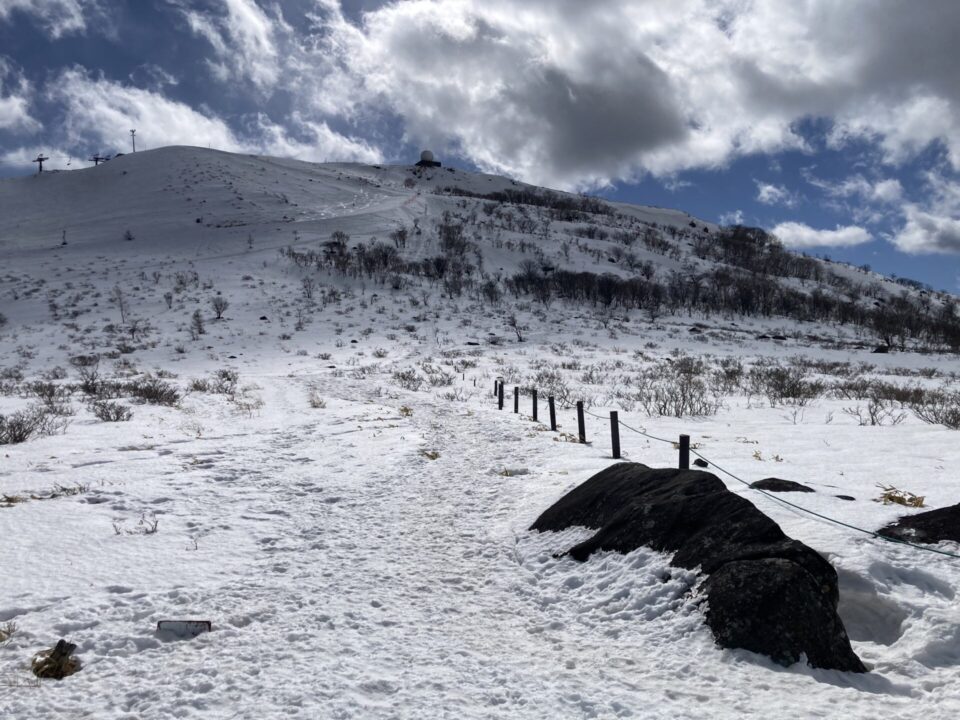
(506, 314, 525, 342)
(110, 285, 128, 324)
(191, 310, 205, 338)
(211, 295, 229, 320)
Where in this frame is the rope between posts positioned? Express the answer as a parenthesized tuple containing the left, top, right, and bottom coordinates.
(686, 448, 960, 560)
(524, 392, 960, 561)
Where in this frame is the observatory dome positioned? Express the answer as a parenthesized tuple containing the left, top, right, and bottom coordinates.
(420, 150, 435, 162)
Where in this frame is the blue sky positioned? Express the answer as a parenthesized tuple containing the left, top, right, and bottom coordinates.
(1, 0, 959, 290)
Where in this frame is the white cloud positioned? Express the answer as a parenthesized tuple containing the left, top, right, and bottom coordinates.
(289, 0, 960, 189)
(771, 222, 873, 249)
(719, 209, 744, 226)
(0, 57, 38, 131)
(45, 67, 381, 162)
(893, 207, 960, 254)
(755, 181, 795, 207)
(890, 171, 960, 253)
(172, 0, 285, 91)
(0, 0, 89, 37)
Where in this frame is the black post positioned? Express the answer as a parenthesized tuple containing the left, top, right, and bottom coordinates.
(679, 434, 690, 470)
(577, 401, 586, 444)
(514, 386, 519, 413)
(498, 382, 504, 410)
(548, 396, 557, 431)
(532, 389, 538, 422)
(610, 411, 621, 459)
(494, 379, 498, 396)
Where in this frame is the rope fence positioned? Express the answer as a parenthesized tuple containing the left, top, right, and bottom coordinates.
(491, 378, 960, 561)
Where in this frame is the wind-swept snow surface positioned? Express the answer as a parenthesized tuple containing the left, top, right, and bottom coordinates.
(2, 147, 960, 718)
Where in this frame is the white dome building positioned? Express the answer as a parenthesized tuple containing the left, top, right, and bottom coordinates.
(416, 149, 441, 168)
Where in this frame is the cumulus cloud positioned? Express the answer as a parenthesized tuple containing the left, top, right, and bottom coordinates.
(0, 57, 38, 131)
(893, 208, 960, 254)
(45, 67, 380, 162)
(290, 0, 960, 189)
(755, 181, 796, 207)
(718, 209, 744, 226)
(771, 222, 873, 249)
(890, 171, 960, 253)
(0, 0, 90, 37)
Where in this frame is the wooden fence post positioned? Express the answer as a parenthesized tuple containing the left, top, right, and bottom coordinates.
(577, 401, 586, 444)
(498, 381, 504, 410)
(548, 396, 557, 431)
(610, 411, 621, 459)
(532, 389, 538, 421)
(679, 434, 690, 470)
(513, 386, 519, 413)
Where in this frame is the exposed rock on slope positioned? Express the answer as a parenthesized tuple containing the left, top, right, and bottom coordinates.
(531, 462, 866, 672)
(878, 503, 960, 544)
(750, 477, 815, 493)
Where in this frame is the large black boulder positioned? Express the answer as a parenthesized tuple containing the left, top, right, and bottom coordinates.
(531, 462, 865, 672)
(877, 503, 960, 544)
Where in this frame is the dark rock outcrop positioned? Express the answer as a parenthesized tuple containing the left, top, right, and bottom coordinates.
(750, 477, 815, 493)
(877, 503, 960, 544)
(531, 462, 865, 672)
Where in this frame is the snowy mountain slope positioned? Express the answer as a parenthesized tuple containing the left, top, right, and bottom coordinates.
(2, 146, 960, 718)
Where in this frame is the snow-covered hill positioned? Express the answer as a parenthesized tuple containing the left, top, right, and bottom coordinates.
(2, 146, 960, 719)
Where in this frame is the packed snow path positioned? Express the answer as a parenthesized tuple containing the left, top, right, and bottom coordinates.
(2, 373, 958, 718)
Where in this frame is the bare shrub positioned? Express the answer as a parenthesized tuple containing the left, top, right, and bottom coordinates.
(419, 363, 454, 387)
(211, 368, 239, 394)
(0, 404, 69, 444)
(211, 295, 229, 320)
(842, 399, 907, 426)
(392, 368, 423, 391)
(128, 377, 180, 406)
(531, 366, 572, 406)
(632, 364, 723, 417)
(712, 358, 743, 394)
(92, 400, 133, 422)
(907, 389, 960, 429)
(747, 365, 824, 407)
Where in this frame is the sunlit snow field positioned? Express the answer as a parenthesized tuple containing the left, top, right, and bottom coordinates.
(2, 149, 959, 719)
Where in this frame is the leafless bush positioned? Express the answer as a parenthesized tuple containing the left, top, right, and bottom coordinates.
(211, 295, 229, 320)
(712, 358, 743, 394)
(419, 363, 454, 387)
(92, 400, 133, 422)
(0, 404, 69, 444)
(842, 399, 907, 426)
(531, 366, 572, 406)
(747, 365, 824, 407)
(438, 387, 473, 402)
(128, 376, 180, 406)
(632, 364, 723, 417)
(832, 377, 927, 404)
(907, 389, 960, 429)
(392, 368, 423, 391)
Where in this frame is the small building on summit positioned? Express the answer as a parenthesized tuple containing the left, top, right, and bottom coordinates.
(415, 150, 441, 168)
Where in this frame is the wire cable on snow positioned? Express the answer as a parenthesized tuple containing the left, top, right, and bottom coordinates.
(575, 403, 960, 560)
